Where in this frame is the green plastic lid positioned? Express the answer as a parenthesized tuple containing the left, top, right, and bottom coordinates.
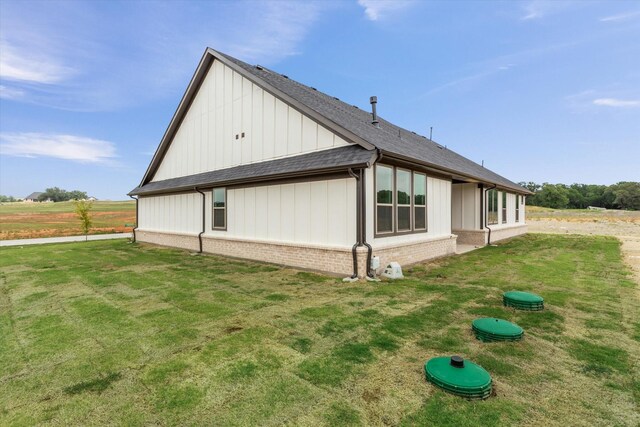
(424, 356, 492, 399)
(472, 318, 524, 342)
(503, 291, 543, 303)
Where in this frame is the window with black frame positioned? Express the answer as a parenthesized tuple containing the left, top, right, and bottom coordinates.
(213, 188, 226, 229)
(375, 165, 428, 235)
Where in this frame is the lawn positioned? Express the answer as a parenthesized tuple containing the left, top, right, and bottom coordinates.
(0, 201, 135, 240)
(1, 235, 638, 426)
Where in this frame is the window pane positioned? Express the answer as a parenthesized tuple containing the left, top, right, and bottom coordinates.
(377, 206, 393, 233)
(397, 206, 410, 231)
(487, 189, 498, 225)
(214, 188, 225, 207)
(415, 207, 426, 229)
(213, 209, 225, 228)
(397, 169, 411, 205)
(376, 166, 393, 204)
(414, 174, 426, 206)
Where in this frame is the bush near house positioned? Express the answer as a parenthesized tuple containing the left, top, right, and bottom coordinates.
(0, 234, 637, 426)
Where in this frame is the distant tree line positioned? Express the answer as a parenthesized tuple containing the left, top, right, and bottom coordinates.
(38, 187, 88, 202)
(0, 195, 18, 202)
(518, 181, 640, 210)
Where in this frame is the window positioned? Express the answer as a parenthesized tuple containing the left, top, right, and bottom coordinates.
(213, 188, 226, 229)
(487, 189, 498, 225)
(375, 165, 428, 236)
(515, 195, 520, 222)
(414, 173, 426, 230)
(502, 191, 507, 224)
(396, 169, 411, 231)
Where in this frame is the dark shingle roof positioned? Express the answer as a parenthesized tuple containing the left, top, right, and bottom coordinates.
(216, 51, 528, 194)
(133, 48, 530, 195)
(130, 145, 375, 196)
(25, 192, 43, 200)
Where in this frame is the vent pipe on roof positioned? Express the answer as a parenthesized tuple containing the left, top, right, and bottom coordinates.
(370, 96, 379, 127)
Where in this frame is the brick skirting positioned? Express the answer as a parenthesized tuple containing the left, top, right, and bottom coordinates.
(371, 235, 457, 274)
(136, 230, 458, 278)
(454, 224, 528, 246)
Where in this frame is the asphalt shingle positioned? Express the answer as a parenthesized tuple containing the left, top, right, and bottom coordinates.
(129, 145, 374, 196)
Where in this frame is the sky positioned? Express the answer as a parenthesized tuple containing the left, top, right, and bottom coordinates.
(0, 0, 638, 200)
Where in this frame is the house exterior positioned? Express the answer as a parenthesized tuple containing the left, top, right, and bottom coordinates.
(130, 48, 531, 278)
(24, 192, 43, 202)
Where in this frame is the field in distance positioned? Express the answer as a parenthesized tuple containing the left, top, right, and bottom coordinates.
(0, 200, 136, 240)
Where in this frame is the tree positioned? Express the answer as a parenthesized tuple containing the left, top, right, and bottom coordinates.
(535, 183, 570, 209)
(38, 187, 88, 202)
(609, 182, 640, 210)
(74, 200, 93, 240)
(0, 195, 17, 202)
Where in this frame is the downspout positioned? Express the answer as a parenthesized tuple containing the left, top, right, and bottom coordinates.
(347, 168, 361, 279)
(484, 184, 497, 245)
(360, 168, 374, 278)
(128, 195, 138, 243)
(194, 187, 205, 253)
(361, 148, 383, 279)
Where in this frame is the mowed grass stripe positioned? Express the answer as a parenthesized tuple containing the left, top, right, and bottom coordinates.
(0, 234, 638, 426)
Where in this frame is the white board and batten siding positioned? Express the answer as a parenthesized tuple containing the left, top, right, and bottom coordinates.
(500, 191, 526, 225)
(138, 193, 202, 235)
(139, 178, 357, 248)
(152, 60, 350, 182)
(451, 183, 480, 230)
(364, 168, 452, 246)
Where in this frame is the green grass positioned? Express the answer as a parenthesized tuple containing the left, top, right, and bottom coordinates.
(0, 234, 638, 426)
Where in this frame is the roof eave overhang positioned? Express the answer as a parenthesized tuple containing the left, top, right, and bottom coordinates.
(378, 150, 532, 195)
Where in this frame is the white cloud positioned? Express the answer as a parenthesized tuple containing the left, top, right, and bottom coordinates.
(0, 84, 24, 100)
(0, 1, 334, 111)
(593, 98, 640, 107)
(0, 133, 117, 163)
(521, 0, 575, 21)
(0, 39, 76, 84)
(357, 0, 415, 21)
(600, 10, 640, 22)
(222, 1, 330, 63)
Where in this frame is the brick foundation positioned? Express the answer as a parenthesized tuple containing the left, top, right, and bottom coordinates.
(371, 235, 457, 274)
(454, 224, 528, 246)
(136, 230, 458, 278)
(453, 229, 487, 246)
(135, 230, 199, 251)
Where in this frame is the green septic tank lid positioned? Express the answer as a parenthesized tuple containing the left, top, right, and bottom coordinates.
(503, 291, 543, 303)
(424, 356, 492, 399)
(503, 291, 544, 311)
(472, 318, 524, 342)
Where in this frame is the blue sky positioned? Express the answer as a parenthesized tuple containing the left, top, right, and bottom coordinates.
(1, 0, 638, 200)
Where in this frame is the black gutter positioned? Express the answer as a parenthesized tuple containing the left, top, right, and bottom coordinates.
(128, 195, 138, 242)
(484, 184, 497, 245)
(194, 187, 205, 253)
(130, 164, 370, 197)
